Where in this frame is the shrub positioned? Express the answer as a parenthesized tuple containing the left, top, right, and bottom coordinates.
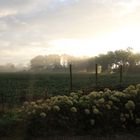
(19, 84, 140, 136)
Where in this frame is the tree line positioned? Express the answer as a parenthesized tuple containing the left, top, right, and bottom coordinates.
(88, 48, 140, 73)
(30, 48, 140, 73)
(30, 54, 89, 72)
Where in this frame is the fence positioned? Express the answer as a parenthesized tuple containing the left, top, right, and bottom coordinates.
(0, 64, 139, 113)
(69, 64, 123, 91)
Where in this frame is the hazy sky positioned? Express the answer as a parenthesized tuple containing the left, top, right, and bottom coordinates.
(0, 0, 140, 65)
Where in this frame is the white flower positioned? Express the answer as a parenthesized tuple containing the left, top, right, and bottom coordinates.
(30, 102, 36, 106)
(71, 107, 77, 113)
(108, 100, 113, 106)
(106, 104, 111, 110)
(23, 101, 29, 106)
(136, 118, 140, 124)
(32, 109, 36, 114)
(40, 112, 46, 118)
(70, 92, 77, 96)
(136, 84, 140, 90)
(90, 119, 95, 125)
(98, 98, 105, 104)
(120, 117, 126, 122)
(27, 112, 31, 115)
(114, 92, 125, 97)
(67, 100, 73, 106)
(73, 95, 79, 100)
(110, 95, 120, 102)
(53, 105, 60, 112)
(93, 108, 99, 115)
(84, 109, 90, 115)
(37, 99, 43, 104)
(125, 100, 135, 110)
(88, 92, 98, 99)
(33, 104, 39, 109)
(125, 114, 129, 119)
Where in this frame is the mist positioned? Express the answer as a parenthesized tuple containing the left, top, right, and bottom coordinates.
(1, 48, 140, 74)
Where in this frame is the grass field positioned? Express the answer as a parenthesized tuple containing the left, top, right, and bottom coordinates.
(0, 72, 140, 106)
(1, 73, 140, 138)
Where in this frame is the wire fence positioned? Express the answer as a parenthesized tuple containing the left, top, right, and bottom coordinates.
(0, 64, 140, 113)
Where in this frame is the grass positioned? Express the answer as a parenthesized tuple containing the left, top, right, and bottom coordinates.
(1, 135, 140, 140)
(0, 72, 140, 107)
(1, 77, 140, 139)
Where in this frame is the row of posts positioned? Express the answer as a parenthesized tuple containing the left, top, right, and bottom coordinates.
(69, 64, 123, 91)
(0, 64, 122, 113)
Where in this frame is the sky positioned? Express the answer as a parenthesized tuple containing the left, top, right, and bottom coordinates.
(0, 0, 140, 65)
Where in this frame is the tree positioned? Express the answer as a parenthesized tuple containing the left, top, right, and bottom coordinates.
(30, 55, 46, 71)
(86, 48, 140, 73)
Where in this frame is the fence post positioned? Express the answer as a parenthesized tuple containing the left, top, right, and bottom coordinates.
(95, 64, 98, 86)
(119, 65, 123, 85)
(69, 64, 73, 91)
(1, 92, 4, 113)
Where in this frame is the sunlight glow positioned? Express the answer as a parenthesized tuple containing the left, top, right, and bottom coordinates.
(48, 25, 140, 57)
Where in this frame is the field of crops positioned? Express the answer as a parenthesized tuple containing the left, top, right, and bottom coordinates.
(0, 72, 140, 107)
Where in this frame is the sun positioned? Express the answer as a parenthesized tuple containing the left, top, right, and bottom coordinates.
(48, 24, 140, 57)
(49, 39, 80, 56)
(49, 38, 98, 56)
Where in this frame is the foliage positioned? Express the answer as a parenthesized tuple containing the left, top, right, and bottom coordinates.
(0, 111, 21, 136)
(88, 48, 140, 73)
(19, 84, 140, 136)
(1, 73, 140, 108)
(30, 54, 89, 72)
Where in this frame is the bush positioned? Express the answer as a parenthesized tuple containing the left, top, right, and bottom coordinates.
(20, 84, 140, 136)
(0, 111, 20, 136)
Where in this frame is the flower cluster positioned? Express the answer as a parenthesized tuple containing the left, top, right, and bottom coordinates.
(20, 84, 140, 135)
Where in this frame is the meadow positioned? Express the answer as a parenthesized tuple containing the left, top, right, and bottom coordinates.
(1, 83, 140, 139)
(1, 72, 140, 139)
(0, 72, 140, 107)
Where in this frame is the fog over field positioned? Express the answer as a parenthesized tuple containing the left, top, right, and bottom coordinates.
(0, 0, 140, 69)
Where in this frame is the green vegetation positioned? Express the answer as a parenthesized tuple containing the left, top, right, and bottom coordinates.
(29, 48, 140, 73)
(1, 84, 140, 139)
(0, 110, 21, 137)
(1, 72, 140, 107)
(1, 84, 140, 138)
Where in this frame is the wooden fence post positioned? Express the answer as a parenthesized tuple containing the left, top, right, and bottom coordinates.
(119, 65, 123, 85)
(69, 64, 73, 91)
(95, 64, 98, 86)
(1, 92, 4, 113)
